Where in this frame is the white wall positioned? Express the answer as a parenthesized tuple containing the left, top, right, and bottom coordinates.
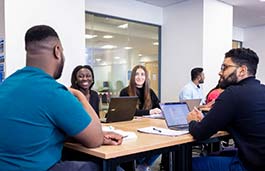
(0, 0, 4, 38)
(162, 0, 203, 102)
(4, 0, 85, 86)
(203, 0, 232, 96)
(1, 0, 251, 102)
(244, 25, 265, 83)
(233, 26, 244, 41)
(85, 0, 163, 25)
(0, 0, 5, 82)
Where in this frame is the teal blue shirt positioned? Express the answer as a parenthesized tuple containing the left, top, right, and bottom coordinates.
(0, 67, 91, 171)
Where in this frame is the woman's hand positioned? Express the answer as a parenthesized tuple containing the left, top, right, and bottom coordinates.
(149, 108, 162, 115)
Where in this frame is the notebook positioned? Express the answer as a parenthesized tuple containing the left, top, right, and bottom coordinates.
(160, 102, 190, 131)
(180, 99, 202, 111)
(101, 96, 138, 123)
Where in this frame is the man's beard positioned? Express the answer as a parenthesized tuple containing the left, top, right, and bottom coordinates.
(54, 58, 64, 80)
(199, 78, 204, 84)
(219, 70, 238, 89)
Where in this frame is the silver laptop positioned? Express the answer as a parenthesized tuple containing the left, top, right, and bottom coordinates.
(101, 96, 138, 123)
(180, 99, 202, 111)
(160, 102, 190, 130)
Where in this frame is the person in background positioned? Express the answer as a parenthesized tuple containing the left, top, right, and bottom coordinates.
(120, 65, 161, 171)
(120, 65, 161, 116)
(198, 79, 224, 111)
(179, 67, 205, 101)
(0, 25, 122, 171)
(205, 79, 223, 104)
(71, 65, 100, 116)
(187, 48, 265, 171)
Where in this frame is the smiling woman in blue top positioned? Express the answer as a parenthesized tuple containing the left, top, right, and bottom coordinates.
(0, 25, 122, 171)
(120, 65, 161, 116)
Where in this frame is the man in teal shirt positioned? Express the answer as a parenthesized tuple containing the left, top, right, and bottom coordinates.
(0, 25, 122, 171)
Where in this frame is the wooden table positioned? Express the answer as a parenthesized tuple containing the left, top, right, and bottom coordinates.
(64, 118, 228, 171)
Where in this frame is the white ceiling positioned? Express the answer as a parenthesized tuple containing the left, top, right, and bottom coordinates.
(135, 0, 265, 28)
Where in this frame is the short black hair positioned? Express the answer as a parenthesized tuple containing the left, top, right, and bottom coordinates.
(71, 65, 95, 90)
(191, 67, 203, 81)
(25, 25, 59, 45)
(225, 48, 259, 75)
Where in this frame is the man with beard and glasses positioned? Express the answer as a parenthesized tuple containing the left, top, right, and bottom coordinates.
(0, 25, 123, 171)
(179, 67, 205, 101)
(187, 48, 265, 171)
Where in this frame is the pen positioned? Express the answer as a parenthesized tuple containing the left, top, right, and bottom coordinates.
(194, 106, 200, 112)
(153, 127, 162, 133)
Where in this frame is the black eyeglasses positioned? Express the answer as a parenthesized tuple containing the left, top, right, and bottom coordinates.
(220, 64, 239, 71)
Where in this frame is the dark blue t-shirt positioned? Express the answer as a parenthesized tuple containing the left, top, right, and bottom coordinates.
(0, 67, 91, 171)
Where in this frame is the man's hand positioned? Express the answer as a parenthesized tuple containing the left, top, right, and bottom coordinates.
(197, 100, 215, 111)
(103, 132, 123, 145)
(187, 107, 204, 123)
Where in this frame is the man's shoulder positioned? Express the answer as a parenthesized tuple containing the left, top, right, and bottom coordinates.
(182, 82, 195, 91)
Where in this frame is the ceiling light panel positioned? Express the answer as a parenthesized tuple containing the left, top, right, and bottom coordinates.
(103, 35, 114, 39)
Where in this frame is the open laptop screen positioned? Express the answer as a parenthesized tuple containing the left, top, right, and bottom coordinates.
(180, 99, 202, 111)
(103, 96, 138, 123)
(160, 102, 190, 127)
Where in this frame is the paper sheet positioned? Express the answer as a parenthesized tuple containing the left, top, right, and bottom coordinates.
(142, 113, 164, 119)
(137, 126, 189, 136)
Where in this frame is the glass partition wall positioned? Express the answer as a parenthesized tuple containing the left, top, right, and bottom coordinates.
(85, 12, 160, 111)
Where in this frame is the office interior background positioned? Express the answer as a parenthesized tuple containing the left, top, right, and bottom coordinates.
(1, 0, 265, 111)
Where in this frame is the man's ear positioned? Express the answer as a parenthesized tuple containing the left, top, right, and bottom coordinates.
(53, 44, 61, 60)
(239, 65, 248, 77)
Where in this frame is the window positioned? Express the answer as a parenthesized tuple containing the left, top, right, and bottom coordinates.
(85, 12, 161, 109)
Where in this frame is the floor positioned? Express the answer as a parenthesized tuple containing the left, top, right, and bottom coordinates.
(136, 140, 234, 171)
(148, 148, 202, 171)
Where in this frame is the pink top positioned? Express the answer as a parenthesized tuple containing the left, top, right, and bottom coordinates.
(206, 89, 222, 104)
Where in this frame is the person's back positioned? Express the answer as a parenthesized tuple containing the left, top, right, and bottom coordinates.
(223, 77, 265, 168)
(0, 25, 121, 171)
(0, 66, 84, 170)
